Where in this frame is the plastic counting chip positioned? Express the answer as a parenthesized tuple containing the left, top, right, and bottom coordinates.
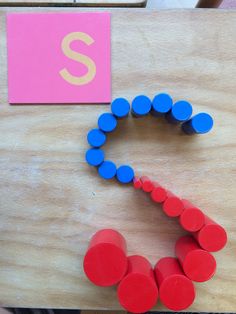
(111, 97, 130, 118)
(98, 113, 117, 132)
(131, 95, 152, 117)
(85, 148, 104, 166)
(87, 128, 106, 147)
(166, 100, 193, 123)
(98, 160, 117, 180)
(116, 165, 135, 184)
(152, 93, 173, 116)
(182, 112, 214, 134)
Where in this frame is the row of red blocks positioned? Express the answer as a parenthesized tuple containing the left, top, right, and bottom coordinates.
(134, 176, 227, 252)
(84, 229, 222, 313)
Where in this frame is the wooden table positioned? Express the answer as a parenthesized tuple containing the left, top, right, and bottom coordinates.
(0, 7, 236, 312)
(0, 0, 146, 7)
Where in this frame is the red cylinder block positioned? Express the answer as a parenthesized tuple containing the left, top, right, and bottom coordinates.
(175, 235, 216, 282)
(193, 216, 227, 252)
(133, 177, 142, 190)
(163, 192, 184, 217)
(83, 229, 128, 287)
(151, 182, 167, 203)
(180, 199, 205, 232)
(140, 176, 154, 192)
(154, 257, 195, 311)
(117, 255, 158, 313)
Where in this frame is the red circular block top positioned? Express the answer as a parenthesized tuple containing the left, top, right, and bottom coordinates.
(180, 207, 205, 232)
(83, 229, 128, 287)
(163, 194, 184, 217)
(117, 255, 158, 313)
(141, 176, 154, 192)
(118, 274, 158, 313)
(133, 177, 142, 189)
(151, 185, 167, 203)
(117, 273, 158, 313)
(154, 257, 195, 311)
(183, 249, 216, 282)
(197, 223, 227, 252)
(175, 235, 217, 282)
(84, 243, 127, 287)
(159, 274, 195, 311)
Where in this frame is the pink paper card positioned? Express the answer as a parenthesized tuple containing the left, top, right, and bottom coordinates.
(7, 13, 111, 104)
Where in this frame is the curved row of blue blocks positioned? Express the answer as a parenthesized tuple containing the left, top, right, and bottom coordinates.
(85, 93, 214, 184)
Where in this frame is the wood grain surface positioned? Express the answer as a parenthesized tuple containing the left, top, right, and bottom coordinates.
(0, 7, 236, 312)
(0, 0, 146, 7)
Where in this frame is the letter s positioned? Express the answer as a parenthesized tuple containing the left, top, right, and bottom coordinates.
(59, 32, 96, 86)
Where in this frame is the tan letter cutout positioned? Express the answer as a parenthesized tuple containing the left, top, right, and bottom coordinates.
(59, 32, 96, 86)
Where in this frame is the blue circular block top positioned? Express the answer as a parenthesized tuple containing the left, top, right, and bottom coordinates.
(87, 128, 106, 147)
(116, 165, 135, 184)
(171, 100, 193, 122)
(98, 113, 117, 132)
(98, 160, 117, 180)
(132, 95, 152, 116)
(152, 93, 173, 114)
(85, 148, 104, 166)
(189, 113, 214, 134)
(111, 98, 130, 118)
